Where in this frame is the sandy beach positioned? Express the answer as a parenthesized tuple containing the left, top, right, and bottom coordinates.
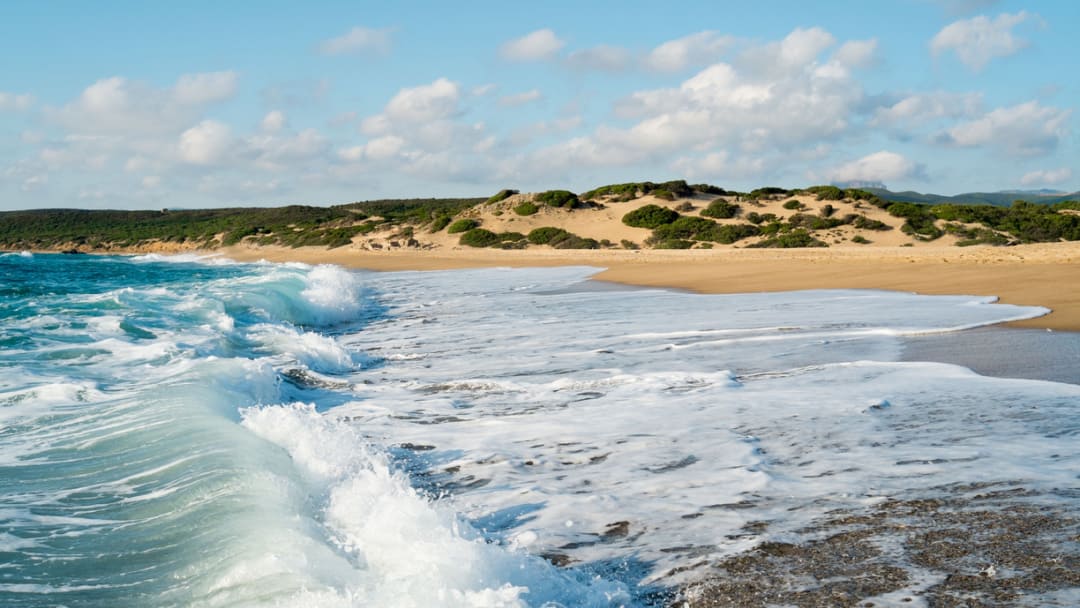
(220, 242, 1080, 331)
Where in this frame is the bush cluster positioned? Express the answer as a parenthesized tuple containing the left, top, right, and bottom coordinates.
(526, 226, 599, 249)
(486, 189, 518, 204)
(749, 229, 827, 248)
(700, 199, 740, 219)
(458, 228, 527, 248)
(513, 202, 539, 216)
(535, 190, 580, 209)
(622, 204, 679, 228)
(447, 218, 480, 234)
(582, 180, 695, 201)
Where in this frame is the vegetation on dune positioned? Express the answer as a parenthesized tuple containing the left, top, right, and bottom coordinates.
(458, 228, 528, 248)
(647, 216, 760, 246)
(622, 204, 680, 228)
(581, 180, 696, 201)
(749, 229, 828, 248)
(534, 190, 580, 209)
(700, 199, 741, 219)
(486, 189, 518, 204)
(446, 218, 481, 234)
(513, 201, 539, 216)
(526, 226, 600, 249)
(746, 187, 792, 200)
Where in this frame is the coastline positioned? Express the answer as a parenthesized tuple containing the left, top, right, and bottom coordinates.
(216, 242, 1080, 331)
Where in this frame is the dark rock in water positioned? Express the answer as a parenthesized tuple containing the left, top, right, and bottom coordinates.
(542, 552, 575, 567)
(602, 521, 630, 538)
(60, 249, 84, 255)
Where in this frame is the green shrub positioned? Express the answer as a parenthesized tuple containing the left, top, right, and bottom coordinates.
(851, 215, 891, 231)
(525, 226, 597, 248)
(458, 228, 502, 247)
(750, 229, 827, 248)
(701, 199, 741, 219)
(551, 234, 600, 249)
(527, 226, 570, 245)
(747, 187, 791, 200)
(805, 185, 844, 201)
(821, 204, 835, 218)
(648, 238, 694, 249)
(851, 235, 870, 244)
(447, 218, 480, 234)
(844, 188, 874, 200)
(620, 239, 640, 250)
(535, 190, 579, 208)
(622, 204, 679, 228)
(486, 189, 518, 204)
(787, 213, 845, 230)
(1052, 201, 1080, 212)
(691, 184, 730, 195)
(782, 200, 803, 210)
(513, 202, 539, 216)
(652, 188, 675, 201)
(745, 212, 777, 225)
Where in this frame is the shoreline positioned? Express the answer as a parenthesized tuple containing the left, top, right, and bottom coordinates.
(216, 243, 1080, 331)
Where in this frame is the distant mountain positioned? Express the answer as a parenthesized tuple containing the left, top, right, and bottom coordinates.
(865, 188, 1080, 207)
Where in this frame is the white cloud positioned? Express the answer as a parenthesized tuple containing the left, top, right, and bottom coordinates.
(1020, 168, 1072, 187)
(142, 175, 162, 189)
(499, 89, 543, 107)
(318, 26, 393, 55)
(52, 72, 238, 135)
(872, 91, 983, 126)
(173, 71, 238, 104)
(527, 27, 871, 182)
(246, 128, 328, 170)
(21, 174, 47, 192)
(261, 110, 287, 132)
(671, 151, 766, 180)
(833, 39, 878, 68)
(565, 45, 633, 71)
(363, 135, 408, 161)
(178, 120, 233, 165)
(939, 101, 1070, 156)
(822, 151, 922, 183)
(645, 31, 733, 72)
(0, 92, 34, 111)
(500, 29, 564, 61)
(381, 77, 461, 124)
(471, 83, 497, 97)
(930, 11, 1035, 71)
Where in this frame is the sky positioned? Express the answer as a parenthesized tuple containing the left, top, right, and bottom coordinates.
(0, 0, 1076, 210)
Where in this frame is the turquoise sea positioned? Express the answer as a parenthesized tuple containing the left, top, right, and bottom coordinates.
(2, 252, 1077, 607)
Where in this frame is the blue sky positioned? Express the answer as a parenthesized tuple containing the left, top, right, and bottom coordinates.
(1, 0, 1076, 210)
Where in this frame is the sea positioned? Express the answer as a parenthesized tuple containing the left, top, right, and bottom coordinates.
(1, 252, 1077, 607)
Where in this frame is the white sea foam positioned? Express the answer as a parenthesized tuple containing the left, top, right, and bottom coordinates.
(327, 266, 1075, 584)
(238, 402, 631, 607)
(130, 252, 236, 265)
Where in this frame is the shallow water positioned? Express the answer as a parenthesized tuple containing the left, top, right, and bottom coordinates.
(1, 252, 1077, 606)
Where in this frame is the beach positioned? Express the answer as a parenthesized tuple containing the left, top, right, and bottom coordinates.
(4, 252, 1079, 607)
(220, 241, 1080, 331)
